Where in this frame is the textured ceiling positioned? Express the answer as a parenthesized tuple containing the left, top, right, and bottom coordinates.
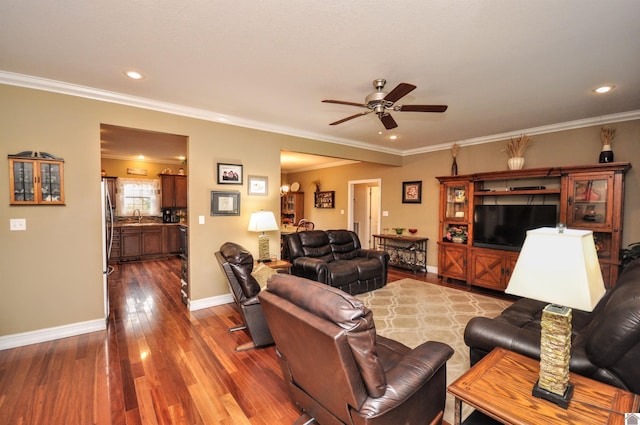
(2, 1, 639, 157)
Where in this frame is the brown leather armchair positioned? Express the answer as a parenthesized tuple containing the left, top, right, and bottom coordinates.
(259, 273, 454, 425)
(215, 242, 274, 351)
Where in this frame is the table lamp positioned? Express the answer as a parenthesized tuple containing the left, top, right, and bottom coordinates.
(505, 226, 605, 408)
(248, 210, 279, 262)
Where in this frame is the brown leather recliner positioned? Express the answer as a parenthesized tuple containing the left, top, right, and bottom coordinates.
(284, 229, 389, 295)
(215, 242, 274, 351)
(464, 258, 640, 394)
(259, 273, 454, 425)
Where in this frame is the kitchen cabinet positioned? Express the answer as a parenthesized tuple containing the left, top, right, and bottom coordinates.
(121, 227, 142, 258)
(8, 154, 65, 205)
(142, 226, 163, 255)
(160, 174, 187, 208)
(165, 225, 182, 254)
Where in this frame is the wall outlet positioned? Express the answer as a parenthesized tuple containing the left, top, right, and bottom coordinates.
(10, 218, 26, 231)
(382, 211, 389, 217)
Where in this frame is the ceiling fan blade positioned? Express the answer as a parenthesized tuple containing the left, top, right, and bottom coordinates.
(322, 99, 368, 108)
(329, 111, 371, 126)
(396, 104, 448, 113)
(379, 113, 398, 130)
(384, 83, 416, 103)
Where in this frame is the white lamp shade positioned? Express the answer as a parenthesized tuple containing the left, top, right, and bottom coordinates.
(248, 211, 279, 233)
(506, 227, 605, 312)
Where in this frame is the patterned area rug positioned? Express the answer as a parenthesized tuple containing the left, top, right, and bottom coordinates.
(356, 278, 512, 424)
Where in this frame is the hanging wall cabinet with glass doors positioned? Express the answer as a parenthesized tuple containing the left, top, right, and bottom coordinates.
(8, 152, 65, 205)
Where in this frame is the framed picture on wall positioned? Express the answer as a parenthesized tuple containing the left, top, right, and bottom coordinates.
(248, 175, 268, 196)
(211, 191, 241, 216)
(217, 163, 243, 185)
(402, 181, 422, 204)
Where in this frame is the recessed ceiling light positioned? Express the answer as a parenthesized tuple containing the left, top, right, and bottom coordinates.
(178, 156, 186, 161)
(594, 85, 614, 94)
(125, 70, 144, 80)
(138, 155, 145, 160)
(389, 135, 398, 140)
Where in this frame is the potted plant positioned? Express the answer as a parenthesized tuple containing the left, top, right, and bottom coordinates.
(599, 126, 616, 163)
(504, 134, 531, 170)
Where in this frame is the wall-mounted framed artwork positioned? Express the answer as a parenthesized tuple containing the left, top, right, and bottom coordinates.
(248, 175, 268, 196)
(211, 191, 240, 216)
(314, 190, 335, 208)
(402, 181, 422, 204)
(217, 163, 243, 185)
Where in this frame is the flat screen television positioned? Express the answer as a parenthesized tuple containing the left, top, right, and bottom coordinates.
(473, 204, 557, 251)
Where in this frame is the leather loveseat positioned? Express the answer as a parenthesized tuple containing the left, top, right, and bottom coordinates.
(464, 258, 640, 395)
(283, 229, 389, 295)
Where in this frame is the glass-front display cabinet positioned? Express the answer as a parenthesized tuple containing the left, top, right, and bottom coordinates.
(439, 179, 470, 245)
(8, 152, 65, 205)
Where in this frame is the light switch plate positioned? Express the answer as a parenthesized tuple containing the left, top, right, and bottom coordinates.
(10, 218, 26, 231)
(198, 215, 205, 224)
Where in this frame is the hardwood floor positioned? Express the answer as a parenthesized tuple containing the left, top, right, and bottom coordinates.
(0, 259, 491, 424)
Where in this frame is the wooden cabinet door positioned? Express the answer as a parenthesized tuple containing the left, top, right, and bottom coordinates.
(166, 226, 182, 254)
(161, 175, 175, 208)
(121, 228, 142, 257)
(439, 243, 467, 281)
(470, 250, 504, 290)
(174, 176, 187, 208)
(142, 226, 163, 255)
(9, 158, 65, 205)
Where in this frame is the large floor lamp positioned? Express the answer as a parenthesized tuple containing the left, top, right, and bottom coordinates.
(248, 210, 279, 262)
(505, 226, 605, 408)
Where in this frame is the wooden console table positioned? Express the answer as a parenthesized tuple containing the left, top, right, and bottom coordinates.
(448, 347, 639, 425)
(373, 234, 428, 274)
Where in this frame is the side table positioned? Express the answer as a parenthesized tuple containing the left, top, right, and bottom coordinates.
(255, 259, 292, 274)
(448, 347, 639, 425)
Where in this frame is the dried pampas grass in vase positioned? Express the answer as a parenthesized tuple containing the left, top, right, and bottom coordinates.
(599, 126, 615, 163)
(450, 143, 459, 175)
(504, 135, 531, 170)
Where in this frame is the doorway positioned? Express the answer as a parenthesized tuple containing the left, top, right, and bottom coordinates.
(348, 179, 381, 249)
(100, 124, 188, 315)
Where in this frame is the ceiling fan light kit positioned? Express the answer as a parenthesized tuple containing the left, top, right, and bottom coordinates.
(323, 78, 448, 130)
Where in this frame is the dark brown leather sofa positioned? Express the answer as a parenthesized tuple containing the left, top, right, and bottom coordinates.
(283, 229, 389, 295)
(214, 242, 274, 351)
(259, 273, 454, 425)
(464, 258, 640, 395)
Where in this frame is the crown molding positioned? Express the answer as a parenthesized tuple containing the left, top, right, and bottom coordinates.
(0, 71, 403, 156)
(2, 71, 638, 158)
(403, 110, 640, 156)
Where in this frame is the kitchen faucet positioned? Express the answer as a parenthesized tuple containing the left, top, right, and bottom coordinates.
(133, 209, 142, 223)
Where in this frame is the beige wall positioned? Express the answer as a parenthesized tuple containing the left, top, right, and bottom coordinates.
(0, 84, 400, 337)
(1, 83, 638, 338)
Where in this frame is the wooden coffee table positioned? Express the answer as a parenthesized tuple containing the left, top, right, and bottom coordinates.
(448, 347, 639, 425)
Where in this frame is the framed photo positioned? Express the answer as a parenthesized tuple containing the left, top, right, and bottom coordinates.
(248, 175, 268, 196)
(402, 181, 422, 204)
(217, 163, 243, 185)
(211, 191, 240, 216)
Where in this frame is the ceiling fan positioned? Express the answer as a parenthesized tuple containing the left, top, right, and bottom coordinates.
(322, 79, 448, 130)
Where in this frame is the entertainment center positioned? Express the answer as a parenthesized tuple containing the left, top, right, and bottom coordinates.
(437, 162, 630, 290)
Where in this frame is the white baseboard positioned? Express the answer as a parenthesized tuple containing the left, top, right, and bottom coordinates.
(427, 265, 438, 274)
(0, 318, 106, 351)
(189, 293, 234, 311)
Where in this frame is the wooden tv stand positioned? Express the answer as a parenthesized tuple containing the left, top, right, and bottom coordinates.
(436, 162, 630, 290)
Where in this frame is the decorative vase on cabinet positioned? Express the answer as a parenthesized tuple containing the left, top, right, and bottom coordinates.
(599, 145, 614, 163)
(507, 157, 525, 170)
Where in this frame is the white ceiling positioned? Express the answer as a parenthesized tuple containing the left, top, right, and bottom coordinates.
(2, 1, 639, 158)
